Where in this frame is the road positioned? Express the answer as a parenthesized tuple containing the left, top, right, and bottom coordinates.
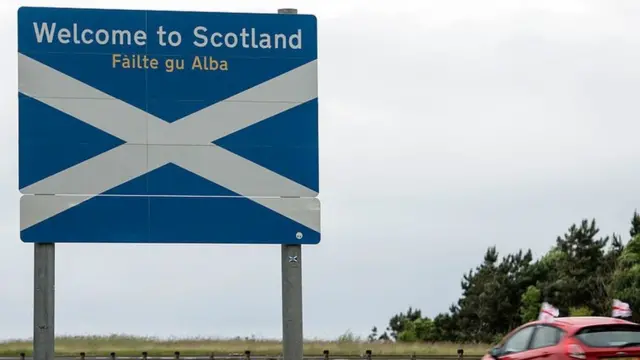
(0, 357, 355, 360)
(0, 356, 471, 360)
(0, 358, 410, 360)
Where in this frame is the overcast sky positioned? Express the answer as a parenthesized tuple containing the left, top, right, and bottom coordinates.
(2, 0, 640, 341)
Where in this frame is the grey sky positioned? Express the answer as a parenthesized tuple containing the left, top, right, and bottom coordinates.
(2, 0, 640, 340)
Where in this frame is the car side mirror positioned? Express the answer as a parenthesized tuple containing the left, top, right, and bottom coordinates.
(489, 346, 502, 359)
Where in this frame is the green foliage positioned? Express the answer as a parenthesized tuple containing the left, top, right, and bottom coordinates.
(386, 307, 422, 340)
(568, 306, 593, 316)
(610, 235, 640, 322)
(413, 318, 437, 341)
(630, 211, 640, 238)
(396, 321, 419, 342)
(376, 213, 640, 343)
(520, 286, 541, 323)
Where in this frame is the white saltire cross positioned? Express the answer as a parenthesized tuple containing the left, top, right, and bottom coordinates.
(18, 53, 319, 233)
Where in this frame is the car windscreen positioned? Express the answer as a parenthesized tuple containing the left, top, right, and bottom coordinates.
(575, 324, 640, 348)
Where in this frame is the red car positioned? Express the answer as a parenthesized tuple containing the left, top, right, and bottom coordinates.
(484, 316, 640, 360)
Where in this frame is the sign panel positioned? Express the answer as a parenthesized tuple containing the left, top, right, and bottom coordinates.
(18, 6, 320, 244)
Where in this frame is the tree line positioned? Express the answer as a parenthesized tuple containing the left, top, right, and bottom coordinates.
(369, 211, 640, 344)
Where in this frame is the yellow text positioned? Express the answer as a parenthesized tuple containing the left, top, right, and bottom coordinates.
(112, 54, 159, 70)
(191, 56, 229, 71)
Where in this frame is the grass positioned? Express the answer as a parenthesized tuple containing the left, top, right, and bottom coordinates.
(0, 335, 492, 356)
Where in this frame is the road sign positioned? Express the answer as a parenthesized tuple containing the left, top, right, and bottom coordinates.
(17, 6, 320, 244)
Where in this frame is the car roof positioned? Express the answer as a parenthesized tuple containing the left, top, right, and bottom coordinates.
(530, 316, 637, 329)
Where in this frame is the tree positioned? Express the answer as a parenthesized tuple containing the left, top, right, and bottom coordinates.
(368, 326, 378, 342)
(547, 219, 609, 314)
(454, 247, 502, 340)
(592, 233, 625, 315)
(631, 210, 640, 238)
(397, 320, 419, 342)
(520, 285, 541, 323)
(386, 307, 422, 340)
(378, 331, 391, 341)
(610, 235, 640, 323)
(496, 249, 537, 330)
(454, 247, 538, 341)
(432, 312, 459, 342)
(413, 317, 437, 341)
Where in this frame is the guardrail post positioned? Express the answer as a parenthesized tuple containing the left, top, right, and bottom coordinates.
(80, 352, 86, 360)
(209, 353, 215, 360)
(244, 350, 251, 360)
(323, 349, 329, 360)
(458, 348, 464, 360)
(174, 351, 180, 360)
(20, 353, 25, 360)
(411, 352, 416, 360)
(365, 350, 372, 360)
(142, 352, 148, 360)
(110, 352, 116, 360)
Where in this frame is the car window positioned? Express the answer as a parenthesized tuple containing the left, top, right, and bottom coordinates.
(503, 326, 535, 354)
(531, 325, 564, 349)
(575, 324, 640, 347)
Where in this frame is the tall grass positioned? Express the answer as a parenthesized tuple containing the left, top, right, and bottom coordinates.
(0, 335, 492, 356)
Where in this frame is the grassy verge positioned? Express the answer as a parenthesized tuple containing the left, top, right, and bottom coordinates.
(0, 336, 491, 356)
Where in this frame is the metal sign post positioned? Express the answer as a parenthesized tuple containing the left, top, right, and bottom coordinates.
(278, 8, 305, 360)
(33, 243, 54, 360)
(282, 242, 303, 360)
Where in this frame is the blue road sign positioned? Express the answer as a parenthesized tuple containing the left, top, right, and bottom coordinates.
(17, 6, 320, 244)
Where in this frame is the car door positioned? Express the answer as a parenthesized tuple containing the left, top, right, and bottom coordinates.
(522, 324, 567, 360)
(499, 325, 537, 360)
